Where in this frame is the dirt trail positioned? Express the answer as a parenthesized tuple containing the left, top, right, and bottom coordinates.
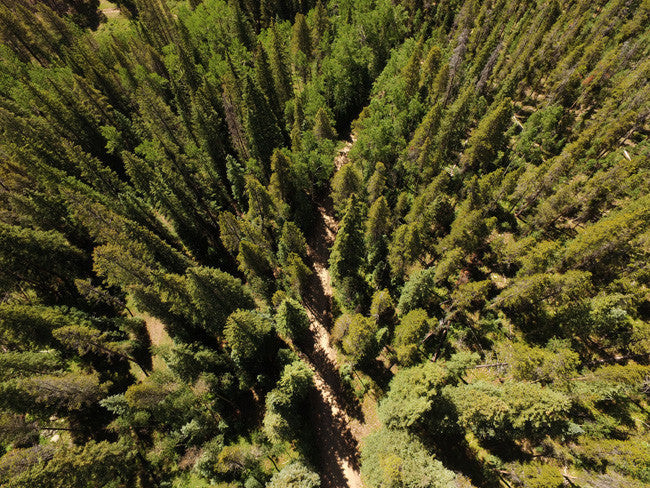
(299, 139, 365, 488)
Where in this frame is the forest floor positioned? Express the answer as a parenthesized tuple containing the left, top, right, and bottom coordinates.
(298, 138, 369, 488)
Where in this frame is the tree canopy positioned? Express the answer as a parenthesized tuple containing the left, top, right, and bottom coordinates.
(0, 0, 649, 486)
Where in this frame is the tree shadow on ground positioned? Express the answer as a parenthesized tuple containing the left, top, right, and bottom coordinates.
(307, 387, 361, 488)
(297, 324, 364, 422)
(358, 358, 394, 393)
(423, 430, 504, 488)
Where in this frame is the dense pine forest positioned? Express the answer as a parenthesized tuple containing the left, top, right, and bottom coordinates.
(0, 0, 649, 486)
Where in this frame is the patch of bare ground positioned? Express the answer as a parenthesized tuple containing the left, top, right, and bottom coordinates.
(129, 307, 172, 374)
(143, 314, 171, 347)
(334, 137, 356, 171)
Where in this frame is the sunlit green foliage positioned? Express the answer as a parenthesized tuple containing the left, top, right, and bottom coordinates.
(361, 428, 457, 488)
(0, 0, 648, 485)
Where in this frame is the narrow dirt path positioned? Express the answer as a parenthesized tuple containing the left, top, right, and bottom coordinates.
(298, 140, 365, 488)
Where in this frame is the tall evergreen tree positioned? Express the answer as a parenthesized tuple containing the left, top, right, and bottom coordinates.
(242, 76, 284, 174)
(401, 36, 423, 98)
(237, 240, 276, 301)
(459, 97, 513, 172)
(185, 266, 256, 336)
(313, 107, 337, 140)
(0, 223, 85, 304)
(311, 0, 330, 58)
(331, 163, 363, 215)
(268, 149, 295, 208)
(230, 0, 256, 49)
(290, 13, 312, 80)
(268, 22, 293, 106)
(254, 42, 283, 122)
(329, 194, 368, 309)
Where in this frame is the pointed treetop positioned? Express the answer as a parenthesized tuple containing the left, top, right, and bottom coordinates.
(291, 13, 312, 60)
(314, 107, 337, 141)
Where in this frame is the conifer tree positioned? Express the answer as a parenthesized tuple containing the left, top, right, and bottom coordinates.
(282, 252, 312, 296)
(369, 237, 391, 290)
(278, 221, 308, 264)
(369, 289, 396, 330)
(237, 240, 276, 301)
(290, 93, 305, 150)
(408, 102, 443, 158)
(242, 76, 284, 173)
(401, 36, 423, 98)
(459, 97, 513, 172)
(406, 103, 443, 185)
(388, 222, 426, 280)
(330, 163, 363, 215)
(221, 69, 250, 162)
(254, 42, 283, 122)
(268, 22, 293, 106)
(311, 0, 330, 58)
(268, 462, 320, 488)
(291, 13, 312, 80)
(367, 162, 387, 203)
(224, 310, 279, 375)
(185, 266, 256, 336)
(275, 297, 311, 342)
(431, 86, 475, 167)
(293, 89, 305, 129)
(226, 155, 248, 210)
(1, 439, 140, 487)
(329, 195, 368, 308)
(430, 61, 450, 102)
(268, 149, 295, 207)
(361, 428, 456, 488)
(291, 117, 303, 152)
(53, 322, 151, 376)
(330, 195, 365, 284)
(392, 308, 431, 365)
(219, 211, 246, 255)
(313, 107, 337, 141)
(0, 223, 85, 304)
(219, 211, 270, 256)
(230, 0, 255, 50)
(449, 380, 570, 442)
(263, 360, 313, 444)
(0, 304, 68, 350)
(340, 313, 379, 366)
(420, 44, 443, 94)
(190, 81, 234, 188)
(245, 175, 283, 238)
(397, 267, 445, 316)
(259, 0, 284, 26)
(365, 196, 391, 244)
